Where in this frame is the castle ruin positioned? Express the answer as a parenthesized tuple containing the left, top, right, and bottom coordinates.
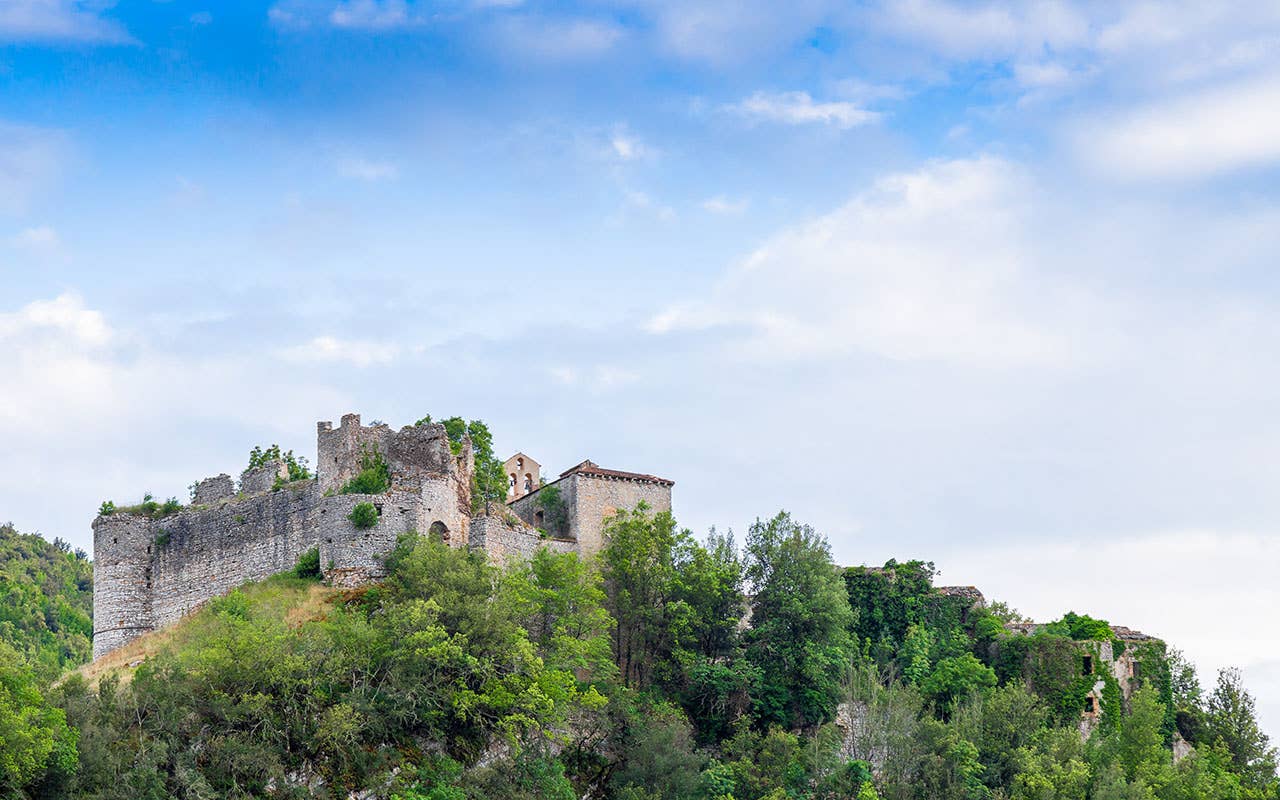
(92, 413, 672, 660)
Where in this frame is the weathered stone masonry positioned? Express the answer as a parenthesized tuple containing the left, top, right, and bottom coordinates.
(92, 414, 675, 660)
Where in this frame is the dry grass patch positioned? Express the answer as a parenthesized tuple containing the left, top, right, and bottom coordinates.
(72, 575, 338, 688)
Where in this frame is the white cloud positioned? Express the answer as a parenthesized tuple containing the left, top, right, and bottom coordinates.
(9, 225, 60, 252)
(490, 15, 623, 61)
(330, 0, 414, 30)
(866, 0, 1090, 61)
(0, 293, 110, 347)
(0, 0, 132, 43)
(650, 157, 1075, 367)
(728, 91, 879, 129)
(609, 0, 838, 65)
(700, 195, 749, 214)
(277, 335, 400, 367)
(610, 129, 647, 161)
(620, 189, 676, 222)
(336, 156, 399, 181)
(1080, 72, 1280, 179)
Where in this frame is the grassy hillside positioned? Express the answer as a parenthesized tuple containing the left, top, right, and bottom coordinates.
(0, 523, 93, 681)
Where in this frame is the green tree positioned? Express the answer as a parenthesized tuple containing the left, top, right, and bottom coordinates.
(0, 523, 94, 682)
(920, 654, 997, 714)
(417, 415, 507, 513)
(1205, 668, 1279, 795)
(600, 504, 682, 688)
(1011, 727, 1090, 800)
(0, 643, 78, 797)
(502, 548, 616, 682)
(744, 511, 856, 729)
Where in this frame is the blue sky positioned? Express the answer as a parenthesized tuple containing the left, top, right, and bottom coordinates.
(4, 0, 1280, 737)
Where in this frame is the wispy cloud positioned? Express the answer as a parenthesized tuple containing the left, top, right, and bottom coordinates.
(1080, 72, 1280, 179)
(549, 364, 639, 393)
(0, 122, 69, 214)
(10, 225, 59, 250)
(329, 0, 415, 30)
(700, 195, 748, 214)
(610, 129, 648, 161)
(276, 335, 400, 367)
(649, 157, 1075, 368)
(727, 91, 879, 129)
(489, 14, 623, 61)
(336, 156, 399, 181)
(0, 0, 132, 43)
(620, 189, 675, 222)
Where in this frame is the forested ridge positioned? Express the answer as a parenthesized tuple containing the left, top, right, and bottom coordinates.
(1, 509, 1276, 800)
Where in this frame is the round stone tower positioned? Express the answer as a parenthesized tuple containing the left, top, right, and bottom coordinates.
(92, 513, 157, 659)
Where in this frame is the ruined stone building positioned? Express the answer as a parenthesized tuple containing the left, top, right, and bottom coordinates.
(92, 413, 672, 660)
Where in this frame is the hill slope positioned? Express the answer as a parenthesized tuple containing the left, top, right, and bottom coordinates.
(0, 522, 93, 681)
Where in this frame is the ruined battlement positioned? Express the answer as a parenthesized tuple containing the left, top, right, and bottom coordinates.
(92, 413, 674, 660)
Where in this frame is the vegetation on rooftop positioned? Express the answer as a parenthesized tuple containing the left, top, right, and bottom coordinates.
(96, 492, 182, 520)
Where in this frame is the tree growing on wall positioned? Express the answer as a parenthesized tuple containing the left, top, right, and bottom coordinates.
(416, 415, 507, 513)
(247, 444, 312, 482)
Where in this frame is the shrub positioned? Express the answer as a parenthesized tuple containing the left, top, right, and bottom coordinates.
(154, 530, 171, 549)
(293, 547, 322, 579)
(99, 501, 115, 516)
(349, 502, 379, 530)
(340, 449, 391, 495)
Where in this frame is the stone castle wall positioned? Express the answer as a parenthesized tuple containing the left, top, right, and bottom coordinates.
(93, 413, 672, 661)
(469, 514, 576, 563)
(92, 414, 476, 660)
(91, 475, 465, 659)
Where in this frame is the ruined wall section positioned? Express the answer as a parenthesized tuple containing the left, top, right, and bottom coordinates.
(93, 437, 473, 659)
(316, 414, 472, 497)
(469, 514, 575, 563)
(148, 482, 322, 633)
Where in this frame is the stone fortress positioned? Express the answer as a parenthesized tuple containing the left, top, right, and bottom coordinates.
(92, 413, 672, 660)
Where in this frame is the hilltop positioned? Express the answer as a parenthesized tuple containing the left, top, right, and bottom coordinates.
(8, 509, 1271, 800)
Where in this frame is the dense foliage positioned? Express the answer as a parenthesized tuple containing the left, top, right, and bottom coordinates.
(0, 524, 93, 681)
(1, 507, 1276, 799)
